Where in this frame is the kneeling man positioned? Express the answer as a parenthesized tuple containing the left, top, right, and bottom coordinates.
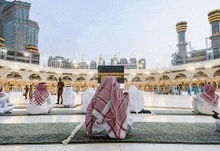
(85, 76, 132, 139)
(27, 83, 53, 114)
(0, 86, 13, 115)
(192, 84, 219, 115)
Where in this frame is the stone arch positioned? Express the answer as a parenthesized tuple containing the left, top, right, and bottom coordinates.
(6, 72, 22, 80)
(131, 76, 141, 82)
(76, 76, 86, 82)
(145, 77, 156, 82)
(29, 74, 41, 81)
(213, 69, 220, 78)
(62, 76, 72, 81)
(193, 71, 208, 79)
(90, 76, 98, 81)
(47, 75, 57, 81)
(159, 75, 170, 81)
(174, 73, 187, 80)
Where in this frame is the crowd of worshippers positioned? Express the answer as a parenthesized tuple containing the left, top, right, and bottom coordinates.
(169, 85, 205, 96)
(1, 76, 220, 138)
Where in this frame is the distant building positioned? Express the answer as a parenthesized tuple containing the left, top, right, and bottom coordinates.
(110, 55, 146, 69)
(90, 61, 97, 69)
(111, 54, 119, 65)
(0, 0, 40, 64)
(0, 0, 39, 51)
(120, 58, 128, 64)
(48, 56, 71, 69)
(78, 60, 89, 69)
(172, 9, 220, 66)
(0, 36, 39, 64)
(138, 58, 146, 69)
(98, 54, 105, 66)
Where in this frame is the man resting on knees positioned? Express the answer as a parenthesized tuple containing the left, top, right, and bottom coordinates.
(0, 86, 13, 115)
(85, 76, 132, 139)
(192, 84, 219, 115)
(27, 82, 53, 114)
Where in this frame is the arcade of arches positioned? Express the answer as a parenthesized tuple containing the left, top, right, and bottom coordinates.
(1, 60, 220, 94)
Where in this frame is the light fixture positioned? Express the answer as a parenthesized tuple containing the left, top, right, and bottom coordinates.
(187, 53, 191, 57)
(1, 48, 7, 52)
(24, 52, 29, 57)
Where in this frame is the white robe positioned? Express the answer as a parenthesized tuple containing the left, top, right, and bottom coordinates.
(62, 87, 75, 107)
(192, 95, 219, 115)
(81, 88, 95, 113)
(27, 96, 53, 114)
(128, 85, 145, 113)
(0, 94, 13, 115)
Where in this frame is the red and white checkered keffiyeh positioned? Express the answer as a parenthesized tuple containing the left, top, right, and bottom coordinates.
(85, 76, 129, 139)
(30, 83, 49, 106)
(201, 84, 219, 107)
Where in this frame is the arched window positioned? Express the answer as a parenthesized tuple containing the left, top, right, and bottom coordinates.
(47, 75, 57, 81)
(131, 76, 141, 82)
(193, 71, 208, 78)
(159, 75, 170, 81)
(29, 74, 41, 81)
(213, 69, 220, 77)
(62, 76, 72, 81)
(90, 76, 98, 81)
(6, 72, 22, 80)
(145, 77, 156, 82)
(76, 76, 86, 82)
(174, 74, 187, 80)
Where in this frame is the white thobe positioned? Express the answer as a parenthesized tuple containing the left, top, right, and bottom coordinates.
(27, 96, 53, 114)
(81, 88, 95, 113)
(0, 95, 13, 115)
(62, 87, 75, 107)
(192, 96, 219, 115)
(128, 85, 145, 113)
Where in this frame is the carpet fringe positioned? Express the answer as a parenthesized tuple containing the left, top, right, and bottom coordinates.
(62, 122, 84, 145)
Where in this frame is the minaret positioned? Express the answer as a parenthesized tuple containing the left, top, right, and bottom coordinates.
(208, 9, 220, 48)
(176, 21, 188, 54)
(0, 37, 5, 47)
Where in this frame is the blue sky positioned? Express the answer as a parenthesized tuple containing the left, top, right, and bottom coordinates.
(25, 0, 219, 68)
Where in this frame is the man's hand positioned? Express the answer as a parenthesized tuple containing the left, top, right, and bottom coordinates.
(212, 110, 219, 119)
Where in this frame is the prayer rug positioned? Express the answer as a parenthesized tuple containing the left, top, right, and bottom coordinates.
(0, 123, 79, 145)
(70, 122, 220, 144)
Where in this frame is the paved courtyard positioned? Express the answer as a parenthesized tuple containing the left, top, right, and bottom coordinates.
(0, 92, 220, 151)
